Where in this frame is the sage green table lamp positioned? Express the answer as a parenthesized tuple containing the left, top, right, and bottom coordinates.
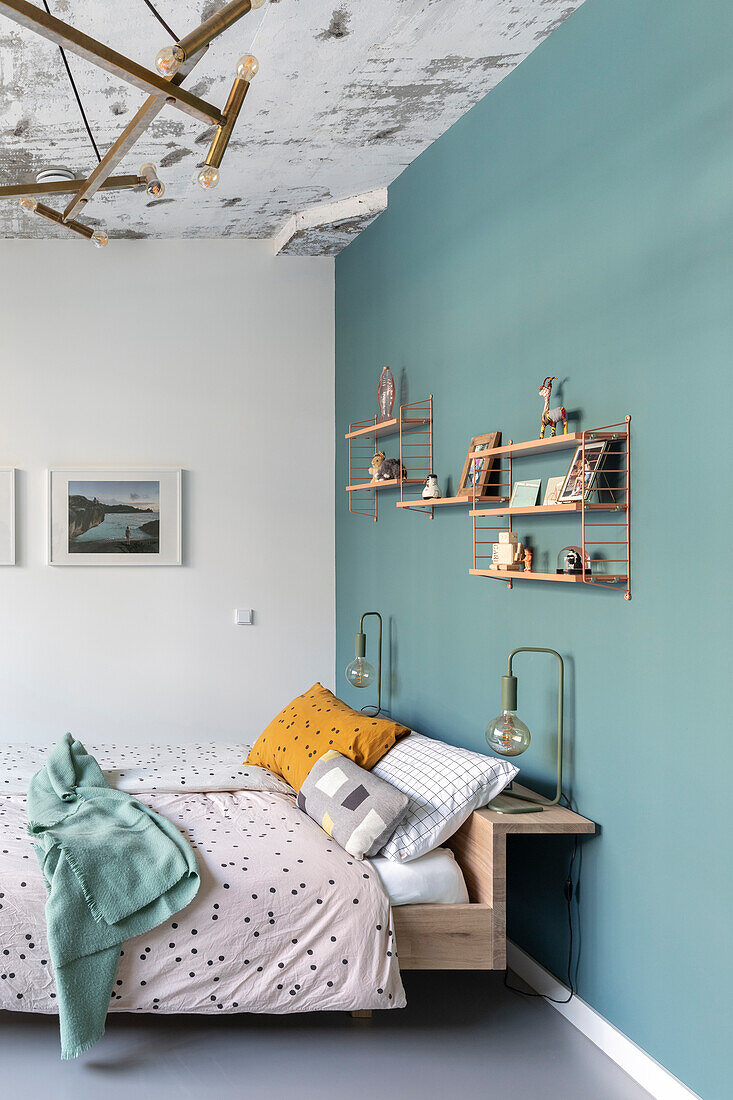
(485, 647, 564, 814)
(344, 611, 382, 716)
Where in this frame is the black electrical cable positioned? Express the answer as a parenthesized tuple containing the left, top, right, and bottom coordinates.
(139, 0, 180, 43)
(503, 796, 580, 1005)
(41, 0, 101, 163)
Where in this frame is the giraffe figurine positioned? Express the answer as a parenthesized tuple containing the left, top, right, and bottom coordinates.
(538, 377, 568, 437)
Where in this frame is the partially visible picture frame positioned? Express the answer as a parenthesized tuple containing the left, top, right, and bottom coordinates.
(48, 468, 182, 566)
(558, 442, 607, 503)
(0, 467, 16, 565)
(457, 432, 501, 498)
(543, 475, 566, 506)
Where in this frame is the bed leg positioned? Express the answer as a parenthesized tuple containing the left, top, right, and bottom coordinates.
(350, 1009, 373, 1019)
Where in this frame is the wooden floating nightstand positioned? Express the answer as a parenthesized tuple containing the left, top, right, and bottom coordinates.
(392, 787, 595, 971)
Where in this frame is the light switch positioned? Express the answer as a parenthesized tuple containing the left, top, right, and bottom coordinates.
(235, 609, 254, 625)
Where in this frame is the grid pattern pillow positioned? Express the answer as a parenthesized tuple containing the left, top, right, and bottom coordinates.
(297, 750, 409, 860)
(372, 733, 518, 862)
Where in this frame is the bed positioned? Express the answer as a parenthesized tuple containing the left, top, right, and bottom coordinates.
(0, 741, 594, 1020)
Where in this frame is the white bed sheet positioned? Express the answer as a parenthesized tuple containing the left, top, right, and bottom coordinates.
(0, 741, 292, 796)
(370, 847, 469, 906)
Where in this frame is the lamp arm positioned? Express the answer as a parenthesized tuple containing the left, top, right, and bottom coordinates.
(507, 647, 564, 807)
(358, 612, 383, 715)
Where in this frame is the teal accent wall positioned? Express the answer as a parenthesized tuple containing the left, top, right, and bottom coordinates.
(335, 2, 731, 1096)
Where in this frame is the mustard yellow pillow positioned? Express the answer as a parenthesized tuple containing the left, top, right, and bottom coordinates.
(247, 683, 409, 791)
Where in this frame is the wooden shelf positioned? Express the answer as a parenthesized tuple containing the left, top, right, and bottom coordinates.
(346, 478, 423, 493)
(345, 417, 430, 441)
(469, 502, 628, 517)
(468, 427, 628, 461)
(398, 495, 509, 510)
(470, 568, 627, 584)
(468, 432, 583, 460)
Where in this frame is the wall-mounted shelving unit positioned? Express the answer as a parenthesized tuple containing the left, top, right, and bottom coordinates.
(345, 396, 433, 521)
(471, 418, 631, 598)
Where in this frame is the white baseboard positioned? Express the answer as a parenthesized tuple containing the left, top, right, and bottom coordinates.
(506, 941, 700, 1100)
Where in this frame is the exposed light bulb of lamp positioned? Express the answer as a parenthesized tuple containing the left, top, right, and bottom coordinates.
(345, 657, 376, 690)
(155, 44, 185, 76)
(91, 229, 109, 248)
(236, 53, 259, 81)
(197, 164, 220, 189)
(19, 197, 37, 214)
(485, 710, 531, 757)
(140, 163, 165, 198)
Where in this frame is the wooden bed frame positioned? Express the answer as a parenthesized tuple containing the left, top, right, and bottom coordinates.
(359, 785, 594, 1007)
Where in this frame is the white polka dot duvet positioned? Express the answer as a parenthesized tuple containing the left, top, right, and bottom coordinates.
(0, 743, 406, 1017)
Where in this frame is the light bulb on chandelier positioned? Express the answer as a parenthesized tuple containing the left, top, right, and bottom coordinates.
(91, 229, 109, 248)
(197, 164, 220, 190)
(155, 44, 185, 76)
(140, 163, 165, 198)
(19, 197, 37, 214)
(236, 54, 259, 81)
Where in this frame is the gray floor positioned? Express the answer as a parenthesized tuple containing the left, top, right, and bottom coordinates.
(1, 971, 650, 1100)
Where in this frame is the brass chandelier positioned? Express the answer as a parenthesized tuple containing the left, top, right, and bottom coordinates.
(0, 0, 265, 246)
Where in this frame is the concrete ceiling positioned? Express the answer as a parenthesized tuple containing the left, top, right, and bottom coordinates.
(0, 0, 584, 253)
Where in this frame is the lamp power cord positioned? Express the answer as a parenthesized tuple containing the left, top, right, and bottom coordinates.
(503, 794, 579, 1005)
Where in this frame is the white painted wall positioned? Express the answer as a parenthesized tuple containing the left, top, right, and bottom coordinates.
(0, 240, 335, 746)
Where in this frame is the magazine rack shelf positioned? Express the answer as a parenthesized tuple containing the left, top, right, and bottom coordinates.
(345, 396, 433, 522)
(470, 418, 631, 598)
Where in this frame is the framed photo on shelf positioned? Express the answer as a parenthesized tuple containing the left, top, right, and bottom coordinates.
(558, 442, 607, 503)
(543, 475, 566, 506)
(457, 432, 501, 497)
(509, 479, 541, 508)
(0, 467, 16, 565)
(48, 468, 182, 566)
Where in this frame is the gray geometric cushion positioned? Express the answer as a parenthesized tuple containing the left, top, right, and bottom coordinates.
(297, 750, 409, 860)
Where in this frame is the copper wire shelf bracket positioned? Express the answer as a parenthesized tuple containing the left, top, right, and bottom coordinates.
(471, 441, 516, 588)
(581, 417, 631, 599)
(470, 417, 631, 597)
(345, 396, 433, 522)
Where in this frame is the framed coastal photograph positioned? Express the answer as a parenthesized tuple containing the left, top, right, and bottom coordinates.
(558, 442, 607, 503)
(457, 432, 501, 497)
(0, 468, 16, 565)
(543, 475, 566, 506)
(48, 468, 181, 566)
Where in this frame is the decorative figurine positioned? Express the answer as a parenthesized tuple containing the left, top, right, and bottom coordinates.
(523, 546, 533, 573)
(375, 457, 406, 482)
(538, 376, 568, 437)
(422, 474, 441, 500)
(377, 366, 396, 422)
(557, 545, 590, 575)
(491, 530, 524, 571)
(369, 451, 385, 482)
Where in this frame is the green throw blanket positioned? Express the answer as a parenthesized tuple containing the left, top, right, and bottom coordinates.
(28, 733, 200, 1059)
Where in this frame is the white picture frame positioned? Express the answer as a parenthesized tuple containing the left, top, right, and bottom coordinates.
(0, 467, 16, 565)
(48, 468, 182, 566)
